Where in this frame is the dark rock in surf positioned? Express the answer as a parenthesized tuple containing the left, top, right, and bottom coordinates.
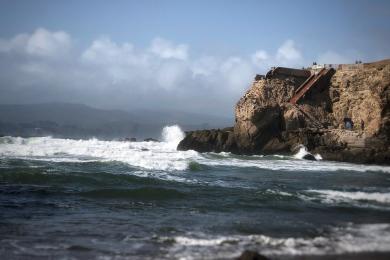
(292, 144, 317, 161)
(236, 250, 269, 260)
(177, 127, 237, 153)
(144, 138, 159, 142)
(302, 153, 317, 161)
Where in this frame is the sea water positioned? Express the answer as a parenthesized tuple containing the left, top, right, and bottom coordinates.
(1, 125, 390, 259)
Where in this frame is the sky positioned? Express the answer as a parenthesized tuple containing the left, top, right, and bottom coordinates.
(0, 0, 389, 116)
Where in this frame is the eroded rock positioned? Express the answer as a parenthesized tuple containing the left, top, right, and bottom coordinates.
(177, 127, 237, 153)
(177, 60, 390, 165)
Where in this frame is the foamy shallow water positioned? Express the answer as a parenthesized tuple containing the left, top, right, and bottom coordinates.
(1, 125, 390, 259)
(1, 127, 389, 174)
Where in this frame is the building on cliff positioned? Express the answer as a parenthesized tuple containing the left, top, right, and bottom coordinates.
(178, 59, 390, 165)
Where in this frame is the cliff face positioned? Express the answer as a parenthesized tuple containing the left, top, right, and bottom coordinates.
(178, 59, 390, 164)
(233, 77, 296, 153)
(329, 62, 389, 137)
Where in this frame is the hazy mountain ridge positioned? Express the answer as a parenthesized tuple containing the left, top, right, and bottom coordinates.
(0, 103, 232, 139)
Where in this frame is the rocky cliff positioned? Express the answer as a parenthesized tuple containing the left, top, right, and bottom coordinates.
(178, 59, 390, 164)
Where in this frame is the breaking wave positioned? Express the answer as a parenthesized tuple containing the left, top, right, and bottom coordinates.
(1, 128, 390, 173)
(161, 125, 185, 149)
(293, 145, 322, 160)
(0, 125, 194, 171)
(162, 224, 390, 259)
(307, 189, 390, 204)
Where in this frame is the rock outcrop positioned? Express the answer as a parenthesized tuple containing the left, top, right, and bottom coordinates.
(177, 127, 237, 153)
(178, 59, 390, 165)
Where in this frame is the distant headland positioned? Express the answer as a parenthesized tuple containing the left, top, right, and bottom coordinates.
(178, 59, 390, 165)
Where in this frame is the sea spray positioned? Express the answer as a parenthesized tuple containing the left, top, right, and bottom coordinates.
(293, 145, 322, 160)
(161, 125, 185, 149)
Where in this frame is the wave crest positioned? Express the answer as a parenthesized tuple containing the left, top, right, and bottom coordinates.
(308, 189, 390, 204)
(162, 224, 390, 258)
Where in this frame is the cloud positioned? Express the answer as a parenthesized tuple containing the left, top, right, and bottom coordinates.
(26, 28, 72, 57)
(81, 36, 191, 87)
(82, 37, 135, 65)
(250, 39, 305, 73)
(0, 34, 29, 52)
(0, 28, 310, 115)
(191, 56, 218, 77)
(149, 37, 188, 60)
(251, 50, 269, 67)
(276, 39, 302, 62)
(220, 57, 255, 91)
(81, 36, 153, 84)
(0, 28, 72, 58)
(157, 61, 189, 89)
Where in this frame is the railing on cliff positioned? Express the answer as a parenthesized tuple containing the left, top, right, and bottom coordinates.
(289, 68, 334, 104)
(289, 68, 335, 129)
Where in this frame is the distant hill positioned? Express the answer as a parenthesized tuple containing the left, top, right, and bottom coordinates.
(0, 103, 232, 139)
(0, 103, 134, 127)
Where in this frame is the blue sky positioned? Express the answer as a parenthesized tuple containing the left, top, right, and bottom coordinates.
(0, 0, 389, 115)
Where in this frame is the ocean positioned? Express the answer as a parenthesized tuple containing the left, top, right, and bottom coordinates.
(1, 125, 390, 259)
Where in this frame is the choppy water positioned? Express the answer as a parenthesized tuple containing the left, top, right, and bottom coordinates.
(1, 126, 390, 259)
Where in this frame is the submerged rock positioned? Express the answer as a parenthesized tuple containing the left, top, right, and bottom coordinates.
(178, 59, 390, 165)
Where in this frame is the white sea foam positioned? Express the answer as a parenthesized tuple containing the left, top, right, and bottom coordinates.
(1, 129, 390, 174)
(293, 145, 322, 160)
(0, 125, 196, 171)
(131, 170, 201, 185)
(163, 224, 390, 259)
(196, 155, 390, 173)
(265, 189, 293, 197)
(307, 189, 390, 204)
